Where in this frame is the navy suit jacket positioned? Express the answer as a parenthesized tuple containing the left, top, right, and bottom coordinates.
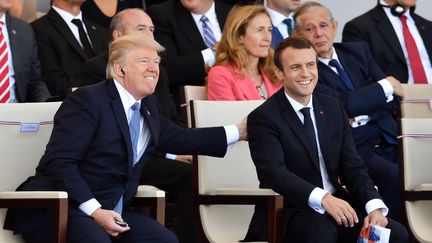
(271, 26, 284, 49)
(246, 89, 381, 240)
(342, 4, 432, 83)
(315, 42, 398, 147)
(6, 14, 50, 102)
(5, 80, 227, 233)
(31, 8, 111, 99)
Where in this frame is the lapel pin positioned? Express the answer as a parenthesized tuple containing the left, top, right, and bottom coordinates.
(91, 25, 96, 30)
(12, 29, 16, 35)
(147, 110, 150, 115)
(319, 111, 324, 116)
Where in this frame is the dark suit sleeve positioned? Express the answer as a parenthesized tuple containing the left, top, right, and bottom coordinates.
(37, 89, 99, 204)
(26, 28, 51, 102)
(248, 107, 317, 208)
(80, 55, 107, 86)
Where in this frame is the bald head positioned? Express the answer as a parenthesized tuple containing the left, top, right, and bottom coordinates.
(110, 8, 155, 40)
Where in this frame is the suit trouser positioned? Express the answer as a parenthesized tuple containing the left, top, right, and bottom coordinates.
(356, 142, 400, 221)
(22, 209, 178, 243)
(284, 207, 409, 243)
(140, 156, 196, 243)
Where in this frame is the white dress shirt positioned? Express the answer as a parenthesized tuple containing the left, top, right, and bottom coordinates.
(284, 92, 388, 216)
(190, 2, 222, 67)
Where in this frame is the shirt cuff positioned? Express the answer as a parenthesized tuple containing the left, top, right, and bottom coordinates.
(308, 187, 329, 214)
(165, 153, 177, 160)
(201, 48, 216, 67)
(365, 198, 388, 216)
(79, 198, 102, 216)
(224, 125, 239, 146)
(378, 79, 394, 102)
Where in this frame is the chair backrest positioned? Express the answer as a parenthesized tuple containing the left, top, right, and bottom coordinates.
(0, 102, 61, 243)
(191, 100, 264, 194)
(191, 100, 266, 243)
(181, 85, 207, 127)
(400, 84, 432, 118)
(399, 118, 432, 242)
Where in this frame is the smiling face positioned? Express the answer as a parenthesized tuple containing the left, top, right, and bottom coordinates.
(116, 47, 160, 100)
(275, 46, 318, 105)
(294, 6, 337, 59)
(239, 13, 272, 60)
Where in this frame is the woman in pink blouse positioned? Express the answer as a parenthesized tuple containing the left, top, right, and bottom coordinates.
(207, 5, 282, 100)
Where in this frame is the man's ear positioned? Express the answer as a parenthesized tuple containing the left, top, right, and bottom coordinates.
(112, 30, 122, 39)
(274, 66, 285, 81)
(113, 63, 123, 77)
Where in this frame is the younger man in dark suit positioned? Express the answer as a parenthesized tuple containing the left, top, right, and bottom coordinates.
(0, 1, 50, 103)
(293, 1, 403, 220)
(4, 34, 247, 243)
(31, 0, 111, 99)
(245, 36, 409, 243)
(343, 0, 432, 84)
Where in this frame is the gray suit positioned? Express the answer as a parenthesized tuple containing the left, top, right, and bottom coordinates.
(6, 13, 50, 102)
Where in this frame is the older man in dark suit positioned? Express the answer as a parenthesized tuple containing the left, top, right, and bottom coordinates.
(31, 0, 111, 99)
(293, 1, 403, 221)
(0, 2, 50, 103)
(245, 36, 409, 243)
(343, 0, 432, 84)
(4, 34, 247, 243)
(146, 0, 231, 109)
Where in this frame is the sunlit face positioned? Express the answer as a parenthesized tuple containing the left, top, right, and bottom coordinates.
(295, 6, 337, 59)
(121, 11, 155, 39)
(180, 0, 213, 14)
(267, 0, 301, 16)
(240, 13, 272, 60)
(275, 47, 318, 105)
(117, 47, 160, 100)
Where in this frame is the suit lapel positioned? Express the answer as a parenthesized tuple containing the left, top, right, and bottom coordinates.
(412, 13, 432, 64)
(271, 26, 283, 49)
(317, 62, 349, 91)
(175, 1, 206, 50)
(108, 80, 135, 174)
(312, 96, 334, 178)
(5, 14, 20, 73)
(140, 98, 158, 148)
(275, 91, 321, 172)
(47, 9, 88, 60)
(371, 5, 406, 63)
(83, 19, 105, 54)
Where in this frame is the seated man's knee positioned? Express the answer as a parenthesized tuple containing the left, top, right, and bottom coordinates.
(307, 220, 337, 242)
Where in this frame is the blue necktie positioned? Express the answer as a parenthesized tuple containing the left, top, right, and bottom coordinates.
(113, 102, 141, 215)
(283, 18, 293, 36)
(129, 102, 141, 165)
(200, 15, 216, 48)
(328, 59, 354, 90)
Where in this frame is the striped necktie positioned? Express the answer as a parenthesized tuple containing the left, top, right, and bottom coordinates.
(0, 20, 10, 103)
(200, 15, 216, 48)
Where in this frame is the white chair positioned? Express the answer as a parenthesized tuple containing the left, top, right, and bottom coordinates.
(400, 84, 432, 118)
(398, 118, 432, 242)
(0, 102, 165, 243)
(180, 85, 207, 127)
(190, 100, 283, 243)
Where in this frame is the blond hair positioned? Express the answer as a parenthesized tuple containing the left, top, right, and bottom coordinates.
(106, 34, 165, 79)
(215, 5, 279, 85)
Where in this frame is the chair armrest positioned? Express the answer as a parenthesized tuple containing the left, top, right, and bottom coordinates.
(214, 187, 279, 196)
(417, 183, 432, 191)
(0, 191, 68, 199)
(135, 185, 165, 198)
